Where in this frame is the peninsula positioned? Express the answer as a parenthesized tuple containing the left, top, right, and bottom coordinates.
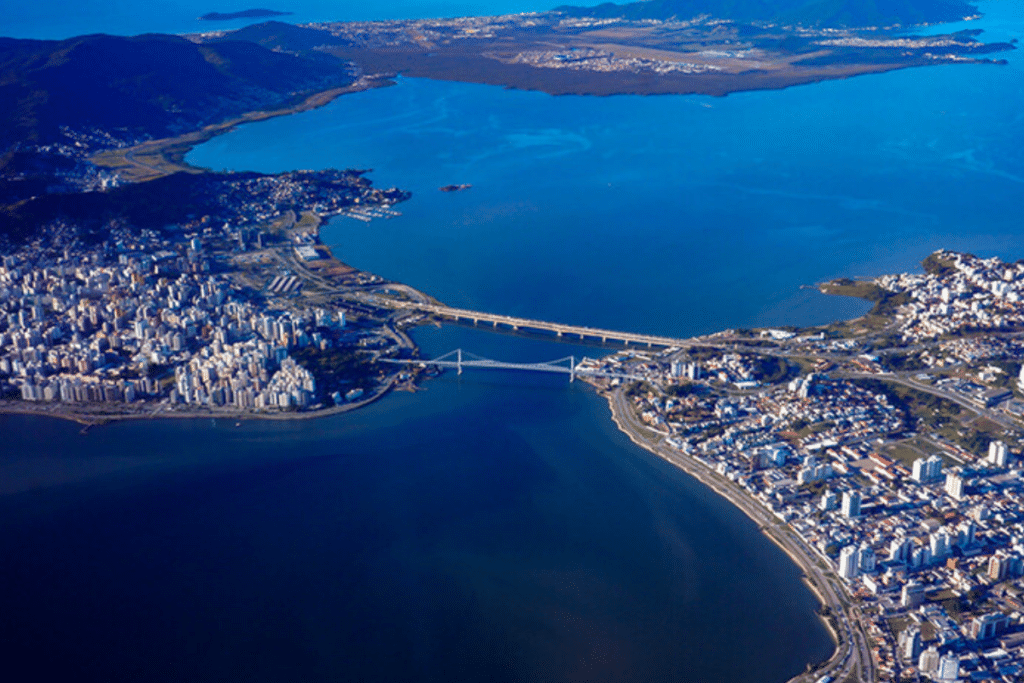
(203, 15, 1012, 98)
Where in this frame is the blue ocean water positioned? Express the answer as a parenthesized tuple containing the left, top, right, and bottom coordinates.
(188, 0, 1023, 338)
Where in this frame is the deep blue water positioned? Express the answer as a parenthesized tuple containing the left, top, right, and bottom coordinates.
(188, 0, 1024, 337)
(1, 2, 1022, 682)
(0, 327, 833, 683)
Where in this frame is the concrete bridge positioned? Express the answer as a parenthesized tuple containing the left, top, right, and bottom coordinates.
(400, 302, 694, 348)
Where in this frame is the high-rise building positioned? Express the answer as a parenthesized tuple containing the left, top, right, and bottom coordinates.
(989, 553, 1008, 582)
(900, 627, 921, 660)
(841, 490, 861, 519)
(970, 613, 1008, 641)
(913, 546, 932, 568)
(944, 470, 965, 500)
(930, 531, 950, 561)
(889, 537, 909, 563)
(820, 490, 838, 512)
(839, 545, 860, 580)
(859, 544, 876, 573)
(902, 581, 926, 609)
(989, 440, 1009, 467)
(912, 458, 927, 483)
(956, 520, 976, 549)
(937, 654, 959, 681)
(926, 455, 944, 482)
(918, 646, 940, 675)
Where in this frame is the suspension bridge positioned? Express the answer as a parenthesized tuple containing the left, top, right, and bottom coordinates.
(379, 349, 646, 382)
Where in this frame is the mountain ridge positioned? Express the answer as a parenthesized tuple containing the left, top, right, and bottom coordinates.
(0, 32, 353, 154)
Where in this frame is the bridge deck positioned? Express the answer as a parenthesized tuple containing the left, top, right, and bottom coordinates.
(404, 303, 692, 348)
(379, 354, 644, 382)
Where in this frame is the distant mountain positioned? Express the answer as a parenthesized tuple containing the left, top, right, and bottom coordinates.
(0, 33, 353, 152)
(554, 0, 981, 27)
(207, 21, 350, 54)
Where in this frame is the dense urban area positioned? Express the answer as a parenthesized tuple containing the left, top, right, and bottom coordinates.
(0, 168, 418, 420)
(4, 180, 1024, 683)
(577, 251, 1024, 683)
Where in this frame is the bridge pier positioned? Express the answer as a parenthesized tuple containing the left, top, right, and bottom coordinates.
(417, 305, 680, 350)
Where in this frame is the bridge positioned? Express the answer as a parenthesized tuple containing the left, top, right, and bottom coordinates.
(379, 349, 646, 382)
(395, 302, 697, 349)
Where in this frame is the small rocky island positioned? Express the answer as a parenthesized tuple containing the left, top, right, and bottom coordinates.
(199, 9, 293, 21)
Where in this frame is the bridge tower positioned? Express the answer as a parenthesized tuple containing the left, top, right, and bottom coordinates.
(570, 356, 575, 383)
(457, 348, 462, 375)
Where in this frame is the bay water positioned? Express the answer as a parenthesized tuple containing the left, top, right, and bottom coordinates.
(1, 1, 1022, 681)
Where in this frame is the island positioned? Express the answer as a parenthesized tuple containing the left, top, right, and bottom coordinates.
(199, 9, 293, 21)
(439, 184, 472, 192)
(205, 15, 1012, 99)
(3, 4, 1024, 682)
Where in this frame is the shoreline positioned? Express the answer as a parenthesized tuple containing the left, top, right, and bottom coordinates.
(0, 376, 400, 430)
(599, 382, 872, 683)
(90, 75, 396, 182)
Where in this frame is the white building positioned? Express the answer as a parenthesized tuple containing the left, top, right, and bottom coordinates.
(937, 653, 959, 681)
(989, 440, 1009, 467)
(839, 545, 860, 580)
(944, 470, 965, 500)
(930, 530, 951, 561)
(841, 490, 861, 519)
(900, 627, 921, 660)
(918, 646, 940, 676)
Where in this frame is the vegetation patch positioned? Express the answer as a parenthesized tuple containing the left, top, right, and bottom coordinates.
(290, 346, 379, 400)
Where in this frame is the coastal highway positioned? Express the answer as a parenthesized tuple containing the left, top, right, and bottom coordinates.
(840, 370, 1023, 433)
(606, 387, 874, 683)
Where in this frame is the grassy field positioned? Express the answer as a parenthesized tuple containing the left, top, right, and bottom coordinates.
(91, 82, 388, 182)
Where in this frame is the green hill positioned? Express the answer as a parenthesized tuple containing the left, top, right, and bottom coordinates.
(0, 32, 353, 152)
